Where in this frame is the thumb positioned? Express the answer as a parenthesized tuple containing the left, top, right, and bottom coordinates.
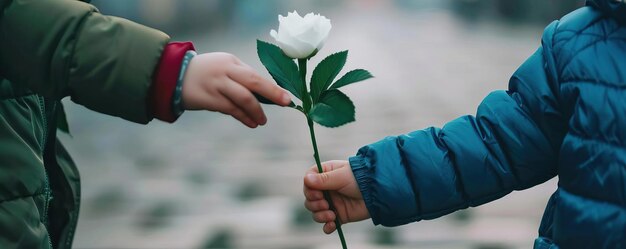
(305, 167, 349, 191)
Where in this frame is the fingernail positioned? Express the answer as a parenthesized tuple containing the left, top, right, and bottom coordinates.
(282, 93, 291, 105)
(306, 174, 317, 184)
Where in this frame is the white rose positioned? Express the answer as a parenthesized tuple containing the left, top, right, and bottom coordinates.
(270, 11, 332, 59)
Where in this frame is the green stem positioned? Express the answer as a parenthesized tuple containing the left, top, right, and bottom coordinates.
(307, 117, 348, 249)
(298, 59, 312, 112)
(299, 57, 347, 248)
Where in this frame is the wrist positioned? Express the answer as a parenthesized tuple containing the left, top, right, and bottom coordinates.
(172, 50, 197, 116)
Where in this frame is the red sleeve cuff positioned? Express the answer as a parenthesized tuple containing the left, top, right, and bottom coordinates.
(151, 41, 195, 123)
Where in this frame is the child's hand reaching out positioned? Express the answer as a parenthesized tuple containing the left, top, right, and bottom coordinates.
(182, 52, 292, 128)
(303, 160, 370, 234)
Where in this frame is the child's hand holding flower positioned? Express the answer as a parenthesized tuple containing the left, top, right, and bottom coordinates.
(182, 52, 292, 128)
(303, 160, 370, 234)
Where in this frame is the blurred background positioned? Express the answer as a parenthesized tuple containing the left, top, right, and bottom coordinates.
(63, 0, 585, 248)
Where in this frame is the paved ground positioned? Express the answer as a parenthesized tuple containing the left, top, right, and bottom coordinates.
(63, 3, 559, 249)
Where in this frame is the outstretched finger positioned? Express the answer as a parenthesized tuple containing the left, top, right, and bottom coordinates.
(227, 65, 291, 106)
(220, 79, 267, 125)
(213, 96, 258, 128)
(229, 107, 258, 128)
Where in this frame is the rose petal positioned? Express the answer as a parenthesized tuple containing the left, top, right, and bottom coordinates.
(276, 38, 315, 59)
(271, 11, 332, 58)
(315, 17, 332, 49)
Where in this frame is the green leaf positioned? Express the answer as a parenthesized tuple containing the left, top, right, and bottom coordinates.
(310, 50, 348, 102)
(330, 69, 373, 89)
(56, 103, 70, 135)
(309, 89, 355, 128)
(257, 40, 304, 100)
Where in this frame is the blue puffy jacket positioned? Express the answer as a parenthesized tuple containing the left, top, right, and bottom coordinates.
(349, 1, 626, 248)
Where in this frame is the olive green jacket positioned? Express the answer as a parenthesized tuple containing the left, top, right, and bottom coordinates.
(0, 0, 170, 248)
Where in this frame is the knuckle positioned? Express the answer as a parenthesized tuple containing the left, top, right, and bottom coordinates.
(326, 211, 334, 220)
(323, 162, 334, 172)
(241, 94, 256, 105)
(246, 74, 261, 87)
(221, 52, 235, 59)
(228, 54, 239, 63)
(276, 87, 286, 96)
(217, 52, 238, 64)
(320, 172, 330, 183)
(322, 212, 332, 220)
(313, 213, 322, 222)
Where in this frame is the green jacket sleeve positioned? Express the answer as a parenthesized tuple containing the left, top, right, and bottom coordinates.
(0, 0, 170, 123)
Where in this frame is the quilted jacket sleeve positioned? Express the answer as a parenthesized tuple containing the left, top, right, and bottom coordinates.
(0, 0, 170, 123)
(350, 21, 568, 227)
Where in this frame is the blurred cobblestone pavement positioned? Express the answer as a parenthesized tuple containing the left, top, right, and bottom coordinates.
(64, 2, 560, 249)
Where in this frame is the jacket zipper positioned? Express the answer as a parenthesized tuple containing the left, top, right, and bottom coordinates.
(37, 96, 54, 249)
